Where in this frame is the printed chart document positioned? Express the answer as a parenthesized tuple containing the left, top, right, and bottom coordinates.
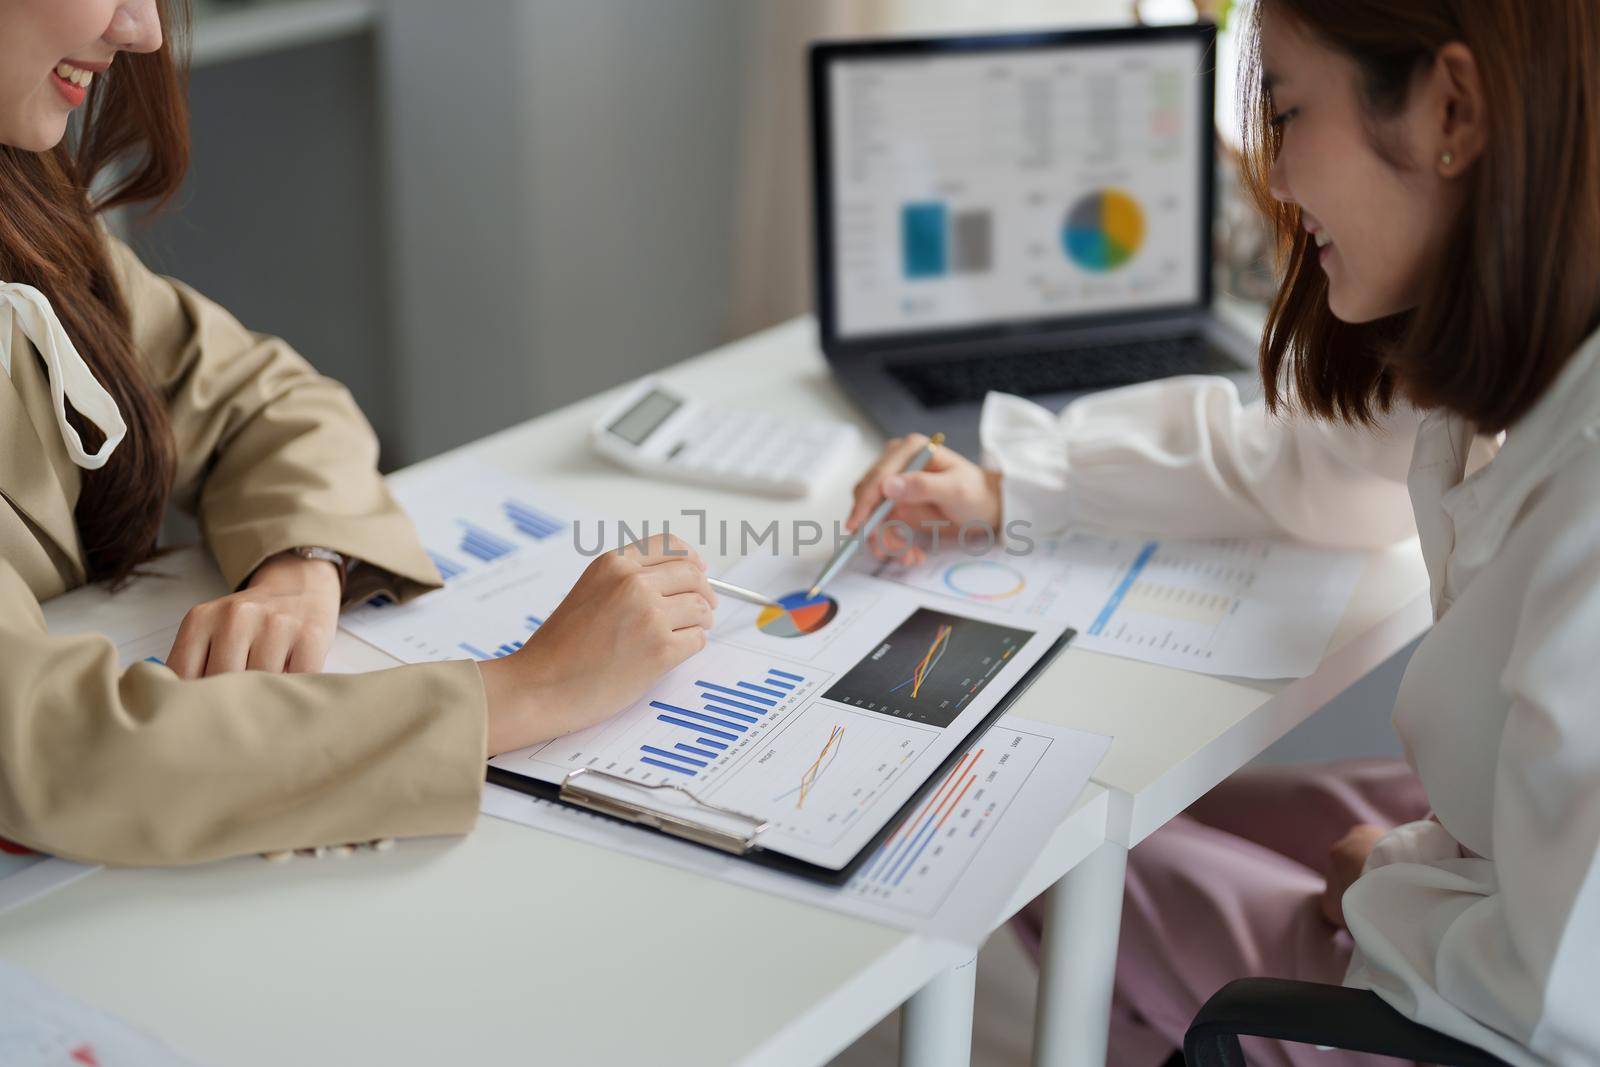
(482, 716, 1109, 946)
(340, 468, 591, 666)
(341, 461, 1083, 876)
(0, 961, 198, 1066)
(872, 531, 1365, 679)
(490, 558, 1073, 872)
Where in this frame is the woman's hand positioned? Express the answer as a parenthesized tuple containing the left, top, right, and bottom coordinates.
(1322, 823, 1388, 928)
(478, 533, 719, 755)
(165, 553, 343, 677)
(846, 434, 1004, 566)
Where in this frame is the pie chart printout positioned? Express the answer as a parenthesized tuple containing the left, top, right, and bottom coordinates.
(1063, 188, 1145, 272)
(758, 590, 840, 638)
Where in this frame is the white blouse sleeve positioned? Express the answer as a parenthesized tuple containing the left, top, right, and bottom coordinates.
(1343, 487, 1600, 1063)
(978, 375, 1422, 548)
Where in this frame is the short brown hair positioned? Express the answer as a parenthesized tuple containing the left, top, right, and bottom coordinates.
(1239, 0, 1600, 432)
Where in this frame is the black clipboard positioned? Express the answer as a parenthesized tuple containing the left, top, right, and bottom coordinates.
(485, 626, 1076, 886)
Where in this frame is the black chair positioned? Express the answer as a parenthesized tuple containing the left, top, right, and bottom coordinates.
(1183, 978, 1513, 1066)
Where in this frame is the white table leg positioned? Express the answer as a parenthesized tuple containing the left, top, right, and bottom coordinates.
(1031, 839, 1129, 1067)
(899, 953, 978, 1067)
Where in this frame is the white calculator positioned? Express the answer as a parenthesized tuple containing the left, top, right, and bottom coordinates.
(591, 377, 860, 498)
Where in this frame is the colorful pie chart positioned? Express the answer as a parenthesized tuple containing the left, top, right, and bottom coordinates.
(1062, 188, 1145, 272)
(757, 590, 839, 638)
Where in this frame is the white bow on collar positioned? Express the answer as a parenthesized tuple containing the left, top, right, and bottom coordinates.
(0, 281, 126, 470)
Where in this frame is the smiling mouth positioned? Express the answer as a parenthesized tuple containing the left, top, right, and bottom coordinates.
(54, 61, 97, 88)
(1313, 231, 1332, 249)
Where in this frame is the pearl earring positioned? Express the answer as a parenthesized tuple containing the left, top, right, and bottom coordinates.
(1440, 150, 1454, 167)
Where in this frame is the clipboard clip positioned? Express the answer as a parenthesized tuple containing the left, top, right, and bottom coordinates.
(559, 768, 770, 855)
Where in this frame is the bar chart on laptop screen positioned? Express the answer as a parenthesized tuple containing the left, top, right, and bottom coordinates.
(829, 39, 1206, 337)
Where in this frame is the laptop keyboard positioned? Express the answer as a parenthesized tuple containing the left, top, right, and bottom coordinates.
(885, 334, 1244, 407)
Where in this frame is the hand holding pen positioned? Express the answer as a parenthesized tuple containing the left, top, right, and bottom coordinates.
(710, 431, 1003, 606)
(837, 432, 1004, 575)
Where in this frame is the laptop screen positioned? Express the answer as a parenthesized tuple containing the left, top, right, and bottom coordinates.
(817, 28, 1213, 344)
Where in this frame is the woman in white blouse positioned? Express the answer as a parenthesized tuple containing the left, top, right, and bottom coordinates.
(847, 1, 1600, 1063)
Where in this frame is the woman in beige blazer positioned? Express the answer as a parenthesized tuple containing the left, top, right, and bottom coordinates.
(0, 0, 717, 866)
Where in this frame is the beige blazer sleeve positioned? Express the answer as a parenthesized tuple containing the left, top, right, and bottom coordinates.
(0, 238, 489, 866)
(104, 234, 439, 598)
(0, 560, 487, 867)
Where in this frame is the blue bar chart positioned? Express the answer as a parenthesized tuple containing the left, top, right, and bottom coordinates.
(415, 488, 569, 582)
(341, 468, 598, 667)
(503, 499, 565, 541)
(453, 616, 544, 662)
(458, 522, 517, 563)
(429, 551, 467, 582)
(459, 639, 523, 660)
(500, 646, 829, 792)
(640, 666, 811, 777)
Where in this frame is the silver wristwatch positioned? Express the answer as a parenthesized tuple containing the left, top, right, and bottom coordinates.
(288, 545, 350, 592)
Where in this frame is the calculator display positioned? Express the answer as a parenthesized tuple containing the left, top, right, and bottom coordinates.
(606, 389, 682, 445)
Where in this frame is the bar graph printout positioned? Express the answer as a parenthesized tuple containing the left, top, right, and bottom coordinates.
(339, 469, 592, 667)
(873, 532, 1365, 679)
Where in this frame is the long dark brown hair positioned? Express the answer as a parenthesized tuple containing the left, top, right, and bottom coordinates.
(0, 1, 190, 584)
(1239, 0, 1600, 432)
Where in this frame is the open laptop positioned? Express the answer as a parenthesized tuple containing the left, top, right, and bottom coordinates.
(810, 23, 1257, 457)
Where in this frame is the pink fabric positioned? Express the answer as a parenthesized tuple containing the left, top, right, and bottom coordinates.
(1013, 758, 1430, 1067)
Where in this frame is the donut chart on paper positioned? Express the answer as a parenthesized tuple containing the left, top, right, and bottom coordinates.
(941, 559, 1026, 601)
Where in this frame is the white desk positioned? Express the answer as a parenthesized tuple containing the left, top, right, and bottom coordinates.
(0, 316, 1430, 1067)
(0, 316, 1110, 1067)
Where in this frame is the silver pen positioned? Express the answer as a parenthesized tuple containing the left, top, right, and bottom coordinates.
(708, 576, 781, 608)
(806, 432, 944, 598)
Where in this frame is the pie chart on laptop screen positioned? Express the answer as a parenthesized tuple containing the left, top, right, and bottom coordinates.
(1062, 188, 1145, 272)
(757, 590, 839, 638)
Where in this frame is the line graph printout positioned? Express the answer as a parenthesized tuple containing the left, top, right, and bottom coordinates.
(481, 718, 1111, 946)
(780, 723, 845, 810)
(822, 608, 1032, 728)
(710, 703, 939, 851)
(874, 532, 1365, 679)
(846, 726, 1059, 915)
